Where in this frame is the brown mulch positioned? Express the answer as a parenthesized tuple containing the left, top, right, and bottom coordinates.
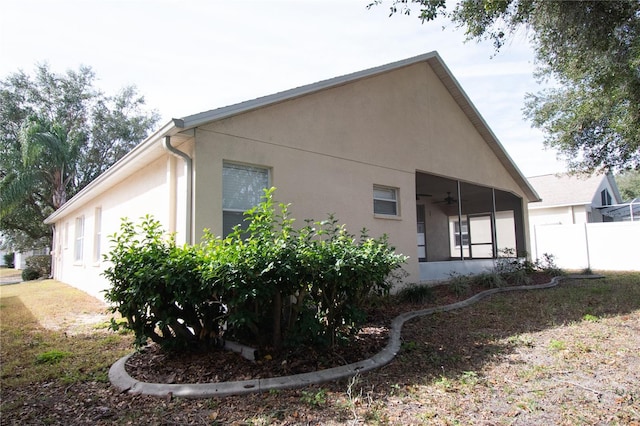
(125, 324, 390, 385)
(125, 273, 554, 385)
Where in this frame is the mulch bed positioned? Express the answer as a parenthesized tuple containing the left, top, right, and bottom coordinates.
(125, 273, 554, 385)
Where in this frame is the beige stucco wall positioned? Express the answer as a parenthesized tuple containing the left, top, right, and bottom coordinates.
(50, 154, 188, 300)
(193, 62, 530, 283)
(49, 59, 533, 295)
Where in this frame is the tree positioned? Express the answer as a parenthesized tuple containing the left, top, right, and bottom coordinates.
(0, 64, 159, 251)
(616, 169, 640, 200)
(370, 0, 640, 173)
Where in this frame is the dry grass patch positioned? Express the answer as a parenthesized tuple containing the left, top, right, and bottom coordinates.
(0, 280, 132, 391)
(0, 274, 639, 425)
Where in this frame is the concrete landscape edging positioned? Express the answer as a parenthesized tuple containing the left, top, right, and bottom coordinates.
(109, 275, 602, 398)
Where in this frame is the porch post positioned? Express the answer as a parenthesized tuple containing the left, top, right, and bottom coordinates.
(457, 180, 464, 260)
(491, 188, 498, 258)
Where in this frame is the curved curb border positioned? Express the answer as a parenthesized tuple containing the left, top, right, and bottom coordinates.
(109, 274, 603, 398)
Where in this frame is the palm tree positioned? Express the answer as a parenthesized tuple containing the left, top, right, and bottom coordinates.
(19, 118, 84, 209)
(0, 117, 84, 248)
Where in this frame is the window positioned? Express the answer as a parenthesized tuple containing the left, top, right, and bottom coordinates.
(74, 216, 84, 262)
(373, 185, 398, 216)
(93, 207, 102, 263)
(64, 221, 69, 249)
(222, 162, 269, 237)
(454, 220, 469, 247)
(601, 189, 612, 206)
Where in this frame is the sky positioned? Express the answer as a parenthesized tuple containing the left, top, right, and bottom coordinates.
(1, 0, 567, 177)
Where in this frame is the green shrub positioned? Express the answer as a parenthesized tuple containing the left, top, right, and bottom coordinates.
(474, 271, 506, 289)
(396, 283, 434, 304)
(493, 249, 562, 285)
(103, 216, 227, 350)
(25, 255, 51, 278)
(448, 272, 471, 296)
(21, 266, 41, 281)
(537, 253, 564, 277)
(3, 252, 15, 268)
(104, 188, 407, 352)
(201, 188, 407, 349)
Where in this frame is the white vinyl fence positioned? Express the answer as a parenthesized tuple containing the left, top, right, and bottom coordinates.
(532, 221, 640, 271)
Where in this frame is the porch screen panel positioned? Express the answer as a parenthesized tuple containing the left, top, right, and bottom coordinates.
(469, 215, 493, 258)
(495, 210, 516, 254)
(222, 163, 269, 237)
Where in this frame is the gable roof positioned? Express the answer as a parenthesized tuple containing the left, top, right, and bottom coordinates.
(45, 52, 539, 224)
(527, 173, 622, 209)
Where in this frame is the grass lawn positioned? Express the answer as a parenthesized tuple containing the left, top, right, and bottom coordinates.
(1, 273, 639, 425)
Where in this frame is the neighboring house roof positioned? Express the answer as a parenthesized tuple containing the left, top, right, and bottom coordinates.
(45, 51, 539, 224)
(527, 173, 622, 209)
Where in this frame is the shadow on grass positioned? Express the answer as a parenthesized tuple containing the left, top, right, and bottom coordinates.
(364, 274, 640, 389)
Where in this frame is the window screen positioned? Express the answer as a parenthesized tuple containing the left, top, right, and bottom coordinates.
(74, 216, 84, 262)
(93, 207, 102, 263)
(222, 163, 269, 236)
(373, 186, 398, 215)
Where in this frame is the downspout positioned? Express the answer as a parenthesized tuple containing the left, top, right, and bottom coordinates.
(163, 136, 193, 244)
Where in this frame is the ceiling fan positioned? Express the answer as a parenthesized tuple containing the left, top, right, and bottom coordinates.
(433, 192, 457, 205)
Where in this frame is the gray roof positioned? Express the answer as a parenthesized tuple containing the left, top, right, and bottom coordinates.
(527, 173, 621, 208)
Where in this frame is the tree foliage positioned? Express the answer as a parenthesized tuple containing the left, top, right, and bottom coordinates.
(0, 64, 159, 250)
(616, 169, 640, 200)
(370, 0, 640, 173)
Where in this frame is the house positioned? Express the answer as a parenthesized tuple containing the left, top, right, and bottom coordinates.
(526, 172, 635, 267)
(527, 173, 623, 227)
(44, 52, 540, 300)
(0, 234, 49, 269)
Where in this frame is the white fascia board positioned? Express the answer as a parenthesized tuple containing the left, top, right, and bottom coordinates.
(528, 202, 591, 210)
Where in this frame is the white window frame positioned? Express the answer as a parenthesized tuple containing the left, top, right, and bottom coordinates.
(222, 162, 270, 236)
(64, 221, 69, 249)
(453, 220, 470, 248)
(93, 207, 102, 263)
(373, 185, 399, 217)
(601, 189, 612, 206)
(74, 216, 84, 263)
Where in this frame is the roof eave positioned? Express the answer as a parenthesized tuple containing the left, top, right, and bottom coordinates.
(528, 201, 592, 209)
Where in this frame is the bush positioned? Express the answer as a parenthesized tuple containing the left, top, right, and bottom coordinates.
(448, 272, 472, 296)
(103, 216, 227, 350)
(21, 267, 41, 281)
(104, 188, 408, 352)
(474, 271, 506, 289)
(492, 249, 562, 285)
(537, 253, 564, 277)
(201, 188, 407, 349)
(25, 255, 51, 278)
(3, 252, 15, 268)
(396, 283, 434, 304)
